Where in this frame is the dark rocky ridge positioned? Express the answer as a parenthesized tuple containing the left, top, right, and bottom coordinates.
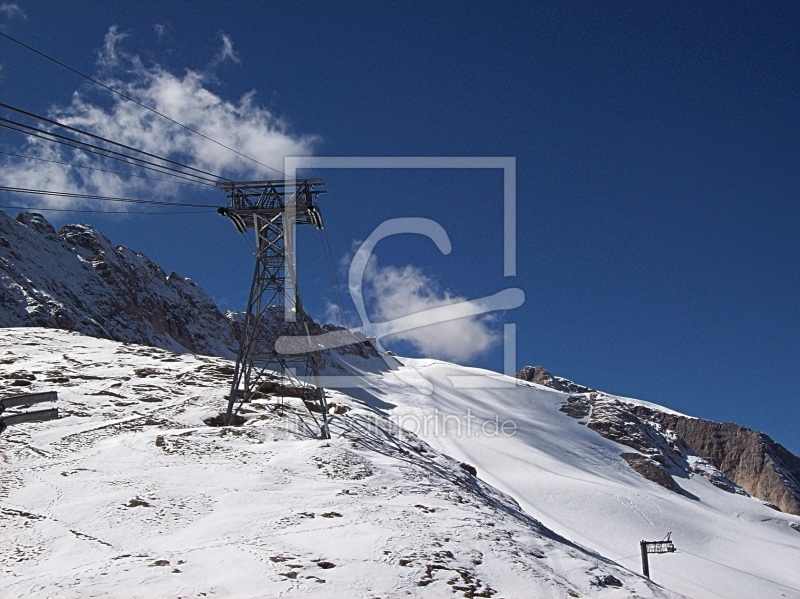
(1, 210, 238, 357)
(516, 365, 592, 394)
(629, 406, 800, 515)
(0, 210, 377, 364)
(517, 366, 800, 515)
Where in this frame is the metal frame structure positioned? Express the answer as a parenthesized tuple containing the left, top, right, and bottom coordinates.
(217, 179, 330, 438)
(640, 533, 676, 579)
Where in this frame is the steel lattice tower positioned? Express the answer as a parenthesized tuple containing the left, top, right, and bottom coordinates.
(217, 178, 330, 438)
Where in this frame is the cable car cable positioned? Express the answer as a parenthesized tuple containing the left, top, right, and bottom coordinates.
(0, 31, 289, 178)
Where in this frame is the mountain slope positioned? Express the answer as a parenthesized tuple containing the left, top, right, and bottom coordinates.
(330, 358, 800, 599)
(0, 210, 378, 368)
(516, 366, 800, 516)
(0, 328, 678, 599)
(3, 213, 799, 598)
(0, 210, 238, 357)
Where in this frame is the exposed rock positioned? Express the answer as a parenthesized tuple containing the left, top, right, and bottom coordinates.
(16, 212, 56, 236)
(620, 452, 678, 491)
(587, 395, 682, 466)
(628, 406, 800, 516)
(515, 366, 592, 394)
(0, 210, 379, 364)
(686, 455, 746, 494)
(125, 497, 151, 508)
(558, 394, 592, 419)
(593, 574, 623, 588)
(460, 462, 477, 476)
(517, 363, 799, 514)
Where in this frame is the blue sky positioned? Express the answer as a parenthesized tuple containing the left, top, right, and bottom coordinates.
(0, 1, 798, 452)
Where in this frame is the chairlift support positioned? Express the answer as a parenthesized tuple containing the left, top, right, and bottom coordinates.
(640, 532, 676, 579)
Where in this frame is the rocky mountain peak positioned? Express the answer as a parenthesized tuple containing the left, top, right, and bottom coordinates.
(1, 210, 238, 358)
(516, 365, 553, 385)
(516, 364, 800, 515)
(58, 222, 118, 261)
(16, 211, 57, 236)
(0, 209, 378, 366)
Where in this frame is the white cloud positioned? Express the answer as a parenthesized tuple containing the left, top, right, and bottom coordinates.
(0, 3, 26, 21)
(154, 24, 167, 41)
(214, 32, 241, 65)
(1, 28, 317, 211)
(363, 258, 500, 362)
(324, 301, 346, 327)
(203, 32, 242, 82)
(96, 25, 129, 68)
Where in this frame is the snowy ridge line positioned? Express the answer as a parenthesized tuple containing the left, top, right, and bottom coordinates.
(605, 395, 694, 419)
(0, 210, 380, 371)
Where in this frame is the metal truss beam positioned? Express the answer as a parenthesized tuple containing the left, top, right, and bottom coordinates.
(218, 179, 329, 438)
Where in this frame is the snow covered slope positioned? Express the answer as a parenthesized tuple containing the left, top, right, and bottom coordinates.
(0, 328, 680, 599)
(3, 204, 798, 598)
(0, 210, 379, 367)
(348, 358, 800, 599)
(515, 366, 800, 516)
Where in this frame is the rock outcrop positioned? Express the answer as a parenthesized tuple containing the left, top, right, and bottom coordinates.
(516, 365, 591, 394)
(620, 453, 678, 491)
(1, 210, 239, 358)
(629, 406, 800, 515)
(517, 365, 800, 515)
(0, 210, 378, 364)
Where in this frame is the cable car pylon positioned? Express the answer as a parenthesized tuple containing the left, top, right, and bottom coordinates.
(217, 178, 330, 438)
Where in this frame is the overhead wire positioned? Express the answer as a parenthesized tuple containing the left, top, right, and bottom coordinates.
(0, 31, 289, 178)
(317, 229, 340, 320)
(676, 549, 800, 593)
(0, 33, 311, 230)
(613, 547, 799, 593)
(0, 103, 229, 184)
(0, 120, 222, 213)
(0, 205, 213, 214)
(0, 34, 308, 226)
(318, 226, 348, 327)
(0, 119, 219, 186)
(0, 150, 212, 188)
(613, 553, 641, 561)
(241, 225, 258, 254)
(0, 186, 218, 209)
